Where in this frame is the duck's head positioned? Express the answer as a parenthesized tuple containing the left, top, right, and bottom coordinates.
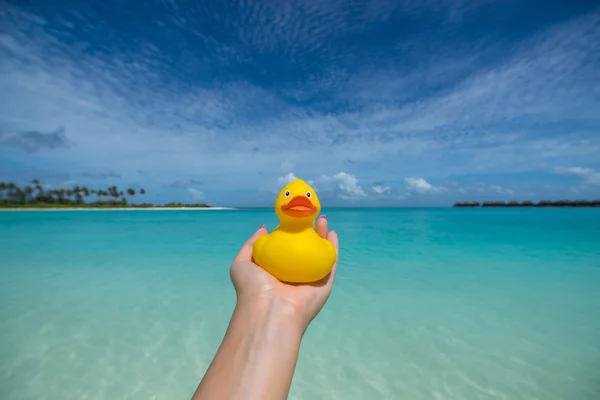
(274, 179, 320, 227)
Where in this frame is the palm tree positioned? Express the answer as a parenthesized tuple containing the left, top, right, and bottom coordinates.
(0, 181, 156, 207)
(73, 185, 83, 204)
(45, 189, 55, 204)
(82, 187, 90, 203)
(108, 186, 119, 200)
(32, 179, 44, 202)
(15, 187, 26, 204)
(25, 186, 34, 203)
(126, 188, 135, 205)
(104, 187, 116, 205)
(57, 189, 66, 203)
(66, 189, 75, 204)
(7, 182, 17, 202)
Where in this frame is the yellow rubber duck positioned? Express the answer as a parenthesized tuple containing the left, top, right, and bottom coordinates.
(252, 178, 337, 283)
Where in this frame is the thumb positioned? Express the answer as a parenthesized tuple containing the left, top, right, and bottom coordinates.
(234, 225, 268, 263)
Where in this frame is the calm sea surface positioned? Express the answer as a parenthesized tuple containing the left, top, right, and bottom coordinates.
(1, 209, 599, 399)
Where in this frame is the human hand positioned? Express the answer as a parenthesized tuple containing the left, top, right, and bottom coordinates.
(230, 216, 339, 332)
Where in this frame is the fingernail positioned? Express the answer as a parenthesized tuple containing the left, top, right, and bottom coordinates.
(319, 215, 327, 219)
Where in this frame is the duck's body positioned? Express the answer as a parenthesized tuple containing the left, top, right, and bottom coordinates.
(252, 179, 337, 283)
(253, 226, 336, 282)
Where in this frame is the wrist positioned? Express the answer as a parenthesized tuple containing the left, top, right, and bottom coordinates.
(234, 295, 308, 338)
(194, 295, 305, 400)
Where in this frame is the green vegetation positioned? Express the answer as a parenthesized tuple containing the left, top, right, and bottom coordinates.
(0, 180, 212, 209)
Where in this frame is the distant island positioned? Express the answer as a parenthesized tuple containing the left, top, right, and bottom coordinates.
(0, 180, 213, 209)
(454, 200, 600, 208)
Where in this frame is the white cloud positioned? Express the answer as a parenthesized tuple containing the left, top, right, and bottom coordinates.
(277, 172, 299, 185)
(1, 3, 599, 203)
(188, 188, 204, 200)
(385, 12, 600, 134)
(279, 172, 367, 199)
(405, 177, 440, 194)
(371, 185, 391, 194)
(489, 185, 514, 195)
(555, 167, 600, 186)
(314, 172, 367, 199)
(231, 0, 491, 61)
(474, 184, 514, 195)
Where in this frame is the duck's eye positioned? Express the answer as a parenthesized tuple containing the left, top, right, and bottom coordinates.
(306, 191, 312, 198)
(284, 190, 290, 197)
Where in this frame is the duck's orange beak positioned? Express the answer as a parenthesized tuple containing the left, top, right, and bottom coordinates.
(281, 195, 316, 218)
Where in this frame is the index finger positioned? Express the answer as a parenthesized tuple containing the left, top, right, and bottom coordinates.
(233, 226, 268, 263)
(324, 230, 339, 286)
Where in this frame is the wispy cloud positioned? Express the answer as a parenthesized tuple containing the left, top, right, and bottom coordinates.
(313, 172, 367, 199)
(371, 185, 391, 195)
(226, 0, 490, 62)
(277, 172, 367, 199)
(489, 185, 513, 195)
(277, 173, 299, 185)
(0, 127, 70, 152)
(82, 171, 121, 180)
(474, 184, 514, 195)
(405, 177, 442, 195)
(0, 2, 599, 204)
(555, 167, 600, 186)
(168, 179, 204, 188)
(188, 188, 204, 201)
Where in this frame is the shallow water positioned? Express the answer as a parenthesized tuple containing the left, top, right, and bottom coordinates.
(1, 209, 599, 399)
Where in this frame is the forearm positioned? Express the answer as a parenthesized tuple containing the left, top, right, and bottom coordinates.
(192, 298, 305, 400)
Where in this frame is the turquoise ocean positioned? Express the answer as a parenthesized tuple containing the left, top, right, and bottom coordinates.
(1, 209, 599, 399)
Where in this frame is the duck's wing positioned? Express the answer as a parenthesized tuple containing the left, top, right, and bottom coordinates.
(252, 234, 268, 263)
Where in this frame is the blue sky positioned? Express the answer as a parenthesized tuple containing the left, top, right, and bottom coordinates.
(0, 0, 599, 207)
